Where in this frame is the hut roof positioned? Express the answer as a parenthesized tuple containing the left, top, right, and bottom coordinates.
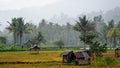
(29, 45, 40, 50)
(62, 51, 73, 56)
(83, 50, 92, 57)
(115, 46, 120, 50)
(74, 52, 84, 58)
(74, 51, 90, 59)
(82, 52, 89, 57)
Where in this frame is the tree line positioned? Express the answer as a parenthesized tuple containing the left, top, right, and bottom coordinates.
(0, 15, 120, 49)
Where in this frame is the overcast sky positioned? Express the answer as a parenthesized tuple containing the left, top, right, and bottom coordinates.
(0, 0, 62, 10)
(0, 0, 120, 11)
(0, 0, 120, 31)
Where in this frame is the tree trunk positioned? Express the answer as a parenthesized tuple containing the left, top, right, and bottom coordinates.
(13, 32, 16, 44)
(113, 37, 116, 48)
(105, 37, 107, 44)
(20, 32, 23, 48)
(13, 32, 17, 48)
(113, 31, 116, 48)
(119, 38, 120, 46)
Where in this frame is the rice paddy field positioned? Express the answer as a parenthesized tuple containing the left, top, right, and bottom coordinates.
(0, 51, 120, 68)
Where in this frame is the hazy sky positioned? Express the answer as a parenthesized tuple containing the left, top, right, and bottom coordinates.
(0, 0, 62, 10)
(0, 0, 120, 31)
(0, 0, 120, 11)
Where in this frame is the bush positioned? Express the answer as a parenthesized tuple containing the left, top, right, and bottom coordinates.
(91, 57, 107, 66)
(0, 43, 5, 50)
(104, 57, 116, 65)
(91, 57, 116, 66)
(90, 41, 107, 57)
(6, 44, 28, 51)
(54, 40, 64, 49)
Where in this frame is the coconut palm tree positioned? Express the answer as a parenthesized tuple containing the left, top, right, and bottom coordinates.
(32, 31, 46, 45)
(73, 16, 95, 35)
(107, 28, 120, 48)
(17, 18, 33, 48)
(6, 18, 18, 44)
(6, 17, 32, 48)
(116, 21, 120, 45)
(73, 16, 88, 35)
(73, 16, 95, 49)
(100, 23, 108, 43)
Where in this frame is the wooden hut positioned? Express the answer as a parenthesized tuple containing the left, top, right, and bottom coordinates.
(83, 50, 93, 57)
(29, 45, 40, 54)
(74, 51, 90, 65)
(62, 51, 75, 63)
(115, 47, 120, 57)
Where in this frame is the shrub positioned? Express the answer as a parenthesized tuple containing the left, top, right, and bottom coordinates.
(90, 41, 107, 57)
(104, 57, 116, 65)
(0, 43, 5, 50)
(91, 57, 107, 66)
(54, 40, 64, 49)
(91, 57, 116, 66)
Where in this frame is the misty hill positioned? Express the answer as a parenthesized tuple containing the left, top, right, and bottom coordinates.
(0, 5, 120, 30)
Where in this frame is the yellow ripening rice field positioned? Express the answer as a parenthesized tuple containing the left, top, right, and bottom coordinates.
(0, 51, 120, 68)
(0, 51, 62, 62)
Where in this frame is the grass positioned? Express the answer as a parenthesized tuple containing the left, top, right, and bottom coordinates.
(0, 51, 62, 62)
(0, 50, 120, 68)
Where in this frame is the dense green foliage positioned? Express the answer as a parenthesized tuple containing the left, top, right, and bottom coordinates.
(73, 16, 107, 57)
(91, 57, 116, 66)
(90, 41, 107, 57)
(32, 31, 46, 45)
(54, 40, 64, 48)
(6, 17, 32, 48)
(0, 36, 6, 44)
(0, 15, 120, 50)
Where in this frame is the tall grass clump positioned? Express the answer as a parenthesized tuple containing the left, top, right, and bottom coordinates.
(91, 57, 116, 66)
(104, 57, 116, 65)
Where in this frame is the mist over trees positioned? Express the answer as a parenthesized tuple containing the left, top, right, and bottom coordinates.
(1, 13, 120, 48)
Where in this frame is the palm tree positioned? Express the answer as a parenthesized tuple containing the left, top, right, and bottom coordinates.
(108, 19, 114, 30)
(100, 23, 108, 43)
(17, 18, 24, 47)
(107, 28, 120, 48)
(73, 16, 88, 35)
(73, 16, 95, 49)
(17, 18, 33, 48)
(6, 18, 18, 44)
(73, 16, 95, 35)
(6, 17, 32, 48)
(107, 20, 115, 48)
(32, 31, 46, 45)
(116, 21, 120, 45)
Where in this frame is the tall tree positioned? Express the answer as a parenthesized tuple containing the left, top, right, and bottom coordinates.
(116, 21, 120, 45)
(107, 28, 120, 48)
(32, 31, 46, 45)
(6, 18, 18, 44)
(17, 18, 33, 48)
(107, 19, 115, 48)
(54, 39, 64, 49)
(100, 23, 108, 43)
(73, 16, 95, 49)
(108, 19, 114, 30)
(6, 17, 32, 48)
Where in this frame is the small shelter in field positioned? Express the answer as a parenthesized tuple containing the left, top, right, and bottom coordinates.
(115, 46, 120, 57)
(62, 51, 75, 63)
(83, 50, 93, 57)
(74, 51, 90, 65)
(29, 45, 40, 54)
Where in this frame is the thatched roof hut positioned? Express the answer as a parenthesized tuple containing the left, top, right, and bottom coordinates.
(29, 45, 40, 54)
(115, 46, 120, 57)
(62, 51, 75, 63)
(29, 45, 40, 50)
(74, 51, 90, 65)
